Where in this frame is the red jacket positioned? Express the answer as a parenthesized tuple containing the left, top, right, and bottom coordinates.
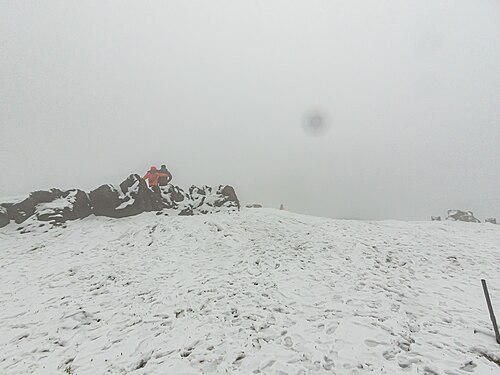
(143, 169, 167, 187)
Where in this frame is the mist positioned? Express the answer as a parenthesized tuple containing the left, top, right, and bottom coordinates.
(1, 0, 499, 220)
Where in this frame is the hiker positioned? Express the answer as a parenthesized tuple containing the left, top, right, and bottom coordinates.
(143, 166, 167, 193)
(158, 164, 172, 186)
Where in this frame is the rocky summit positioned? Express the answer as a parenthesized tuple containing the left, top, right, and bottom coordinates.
(0, 174, 239, 228)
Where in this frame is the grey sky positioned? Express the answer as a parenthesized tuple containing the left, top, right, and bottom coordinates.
(1, 0, 499, 220)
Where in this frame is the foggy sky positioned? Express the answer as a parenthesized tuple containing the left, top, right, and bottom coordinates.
(1, 0, 499, 220)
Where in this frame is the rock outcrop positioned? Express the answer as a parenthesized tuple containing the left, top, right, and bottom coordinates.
(35, 190, 91, 223)
(446, 210, 480, 223)
(159, 185, 190, 210)
(160, 185, 240, 216)
(0, 189, 92, 226)
(8, 189, 62, 223)
(485, 218, 498, 224)
(0, 206, 9, 228)
(218, 186, 240, 209)
(90, 174, 161, 218)
(431, 216, 441, 221)
(0, 175, 240, 228)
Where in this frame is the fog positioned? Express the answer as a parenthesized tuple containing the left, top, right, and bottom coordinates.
(1, 0, 499, 220)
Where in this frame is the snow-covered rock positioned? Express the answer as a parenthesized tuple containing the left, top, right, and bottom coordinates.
(218, 185, 240, 209)
(0, 209, 499, 374)
(159, 185, 190, 210)
(1, 189, 92, 226)
(0, 176, 240, 225)
(431, 216, 442, 221)
(35, 190, 91, 223)
(485, 218, 498, 224)
(159, 184, 240, 216)
(6, 189, 66, 224)
(90, 174, 158, 218)
(446, 210, 481, 223)
(246, 203, 263, 208)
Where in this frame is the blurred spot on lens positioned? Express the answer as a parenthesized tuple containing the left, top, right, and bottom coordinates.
(303, 110, 329, 136)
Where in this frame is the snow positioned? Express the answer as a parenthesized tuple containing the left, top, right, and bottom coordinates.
(115, 198, 135, 210)
(101, 183, 137, 211)
(35, 192, 76, 216)
(1, 209, 499, 374)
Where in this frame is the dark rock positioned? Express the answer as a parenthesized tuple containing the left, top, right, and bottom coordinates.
(0, 206, 9, 228)
(67, 190, 93, 220)
(246, 204, 263, 209)
(121, 174, 163, 211)
(90, 174, 160, 218)
(446, 210, 480, 223)
(30, 189, 64, 204)
(192, 196, 207, 210)
(7, 189, 64, 224)
(89, 184, 123, 217)
(190, 186, 212, 211)
(4, 188, 92, 225)
(158, 186, 177, 209)
(150, 189, 165, 211)
(220, 185, 239, 204)
(485, 218, 497, 224)
(159, 185, 189, 208)
(190, 186, 209, 196)
(35, 189, 92, 223)
(7, 199, 36, 224)
(431, 216, 441, 221)
(170, 186, 187, 202)
(179, 207, 194, 216)
(214, 185, 240, 209)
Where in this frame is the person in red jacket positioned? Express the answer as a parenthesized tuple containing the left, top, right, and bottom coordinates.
(143, 166, 167, 192)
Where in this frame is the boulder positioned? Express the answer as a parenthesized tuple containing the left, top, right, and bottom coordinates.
(190, 185, 211, 212)
(35, 190, 92, 223)
(68, 190, 93, 220)
(431, 216, 441, 221)
(179, 207, 194, 216)
(0, 206, 9, 228)
(88, 184, 122, 217)
(159, 184, 239, 216)
(446, 210, 480, 223)
(190, 186, 211, 196)
(90, 174, 160, 218)
(214, 185, 240, 209)
(485, 218, 498, 224)
(122, 174, 164, 211)
(159, 185, 189, 209)
(246, 204, 263, 209)
(7, 189, 64, 224)
(170, 186, 187, 203)
(3, 188, 92, 225)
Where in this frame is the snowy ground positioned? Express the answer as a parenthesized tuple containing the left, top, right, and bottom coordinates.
(1, 209, 499, 374)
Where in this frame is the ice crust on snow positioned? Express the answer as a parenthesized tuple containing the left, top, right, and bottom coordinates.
(0, 209, 499, 374)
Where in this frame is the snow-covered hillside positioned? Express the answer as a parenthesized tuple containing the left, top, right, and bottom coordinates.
(1, 209, 499, 374)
